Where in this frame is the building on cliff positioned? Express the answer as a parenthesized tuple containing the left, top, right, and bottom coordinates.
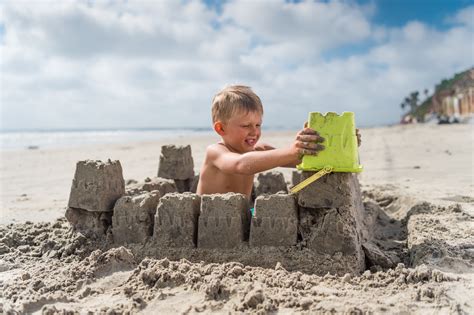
(432, 68, 474, 122)
(401, 68, 474, 124)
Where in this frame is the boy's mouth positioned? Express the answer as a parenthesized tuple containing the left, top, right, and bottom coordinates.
(245, 138, 257, 146)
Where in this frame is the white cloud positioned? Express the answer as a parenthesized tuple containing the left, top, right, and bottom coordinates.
(222, 0, 373, 59)
(0, 0, 473, 131)
(447, 5, 474, 28)
(1, 0, 214, 59)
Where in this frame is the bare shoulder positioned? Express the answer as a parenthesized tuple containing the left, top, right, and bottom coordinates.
(206, 143, 230, 159)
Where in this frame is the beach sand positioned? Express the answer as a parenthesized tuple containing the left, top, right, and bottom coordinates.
(0, 124, 473, 313)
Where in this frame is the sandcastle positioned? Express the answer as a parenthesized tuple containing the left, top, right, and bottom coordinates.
(65, 144, 368, 275)
(157, 144, 198, 192)
(65, 159, 125, 237)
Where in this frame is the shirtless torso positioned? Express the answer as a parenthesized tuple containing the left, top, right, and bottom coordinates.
(196, 143, 255, 198)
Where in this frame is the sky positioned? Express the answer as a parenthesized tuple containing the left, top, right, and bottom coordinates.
(0, 0, 473, 131)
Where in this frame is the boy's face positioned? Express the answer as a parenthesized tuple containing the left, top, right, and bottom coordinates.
(219, 110, 262, 153)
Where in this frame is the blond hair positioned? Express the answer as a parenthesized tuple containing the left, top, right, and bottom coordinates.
(211, 85, 263, 123)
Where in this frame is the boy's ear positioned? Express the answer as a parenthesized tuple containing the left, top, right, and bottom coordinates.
(214, 121, 225, 136)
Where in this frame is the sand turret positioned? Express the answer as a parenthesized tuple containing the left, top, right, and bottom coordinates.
(66, 159, 125, 237)
(157, 145, 195, 192)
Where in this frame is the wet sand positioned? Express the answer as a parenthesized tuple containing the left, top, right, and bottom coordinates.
(0, 124, 473, 313)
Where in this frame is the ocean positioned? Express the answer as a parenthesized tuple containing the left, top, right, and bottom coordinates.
(0, 128, 215, 151)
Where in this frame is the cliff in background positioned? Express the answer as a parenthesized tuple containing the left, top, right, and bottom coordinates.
(403, 67, 474, 123)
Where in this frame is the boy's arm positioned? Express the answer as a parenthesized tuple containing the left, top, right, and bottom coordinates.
(209, 145, 297, 175)
(256, 128, 361, 167)
(254, 143, 300, 168)
(283, 128, 361, 166)
(210, 128, 324, 175)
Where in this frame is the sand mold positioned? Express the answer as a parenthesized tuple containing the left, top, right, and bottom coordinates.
(1, 188, 473, 314)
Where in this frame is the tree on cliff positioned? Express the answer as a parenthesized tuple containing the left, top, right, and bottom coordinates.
(400, 91, 420, 112)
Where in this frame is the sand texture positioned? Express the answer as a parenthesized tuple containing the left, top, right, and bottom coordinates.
(1, 124, 473, 314)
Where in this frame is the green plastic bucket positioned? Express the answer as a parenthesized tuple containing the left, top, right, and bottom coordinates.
(297, 112, 362, 173)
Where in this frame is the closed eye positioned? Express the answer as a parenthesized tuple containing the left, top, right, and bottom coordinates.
(240, 124, 262, 129)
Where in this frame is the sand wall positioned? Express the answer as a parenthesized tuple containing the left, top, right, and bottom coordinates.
(64, 145, 368, 275)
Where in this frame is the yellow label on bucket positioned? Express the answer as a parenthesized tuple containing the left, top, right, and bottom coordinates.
(297, 112, 363, 173)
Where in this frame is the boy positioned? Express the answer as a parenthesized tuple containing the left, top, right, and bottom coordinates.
(197, 85, 327, 198)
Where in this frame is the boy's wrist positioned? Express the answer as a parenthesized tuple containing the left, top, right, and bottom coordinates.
(282, 147, 300, 166)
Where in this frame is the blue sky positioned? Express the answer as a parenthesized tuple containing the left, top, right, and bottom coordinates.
(318, 0, 473, 60)
(204, 0, 473, 29)
(0, 0, 473, 130)
(369, 0, 472, 28)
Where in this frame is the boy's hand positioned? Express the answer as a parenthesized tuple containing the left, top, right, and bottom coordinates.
(356, 128, 362, 147)
(291, 124, 325, 163)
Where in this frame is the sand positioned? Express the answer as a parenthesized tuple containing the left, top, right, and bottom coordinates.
(0, 124, 473, 313)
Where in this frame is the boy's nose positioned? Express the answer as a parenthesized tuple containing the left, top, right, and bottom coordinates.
(249, 126, 259, 135)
